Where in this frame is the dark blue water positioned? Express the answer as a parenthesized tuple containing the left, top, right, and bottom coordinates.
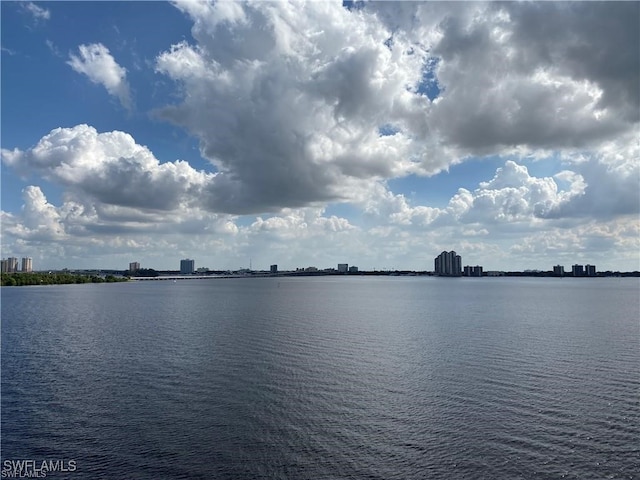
(2, 277, 639, 479)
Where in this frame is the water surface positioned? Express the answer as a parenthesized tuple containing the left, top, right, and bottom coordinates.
(2, 277, 639, 479)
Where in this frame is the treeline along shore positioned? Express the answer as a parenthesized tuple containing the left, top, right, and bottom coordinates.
(1, 272, 128, 287)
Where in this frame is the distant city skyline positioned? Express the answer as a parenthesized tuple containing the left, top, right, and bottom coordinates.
(1, 2, 638, 272)
(0, 253, 622, 275)
(1, 257, 32, 273)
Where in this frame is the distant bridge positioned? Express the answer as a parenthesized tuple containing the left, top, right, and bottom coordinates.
(129, 274, 250, 281)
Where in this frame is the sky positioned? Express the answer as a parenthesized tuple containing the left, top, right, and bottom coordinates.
(1, 1, 639, 272)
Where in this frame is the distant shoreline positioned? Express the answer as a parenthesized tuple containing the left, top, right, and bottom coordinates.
(127, 271, 639, 280)
(3, 269, 638, 287)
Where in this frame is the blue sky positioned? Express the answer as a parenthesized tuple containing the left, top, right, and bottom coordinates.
(1, 1, 638, 272)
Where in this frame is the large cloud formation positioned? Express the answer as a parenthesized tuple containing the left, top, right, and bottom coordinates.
(147, 1, 638, 214)
(2, 1, 638, 270)
(153, 1, 428, 213)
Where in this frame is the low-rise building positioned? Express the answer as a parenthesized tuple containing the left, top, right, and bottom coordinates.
(464, 265, 483, 277)
(485, 271, 504, 276)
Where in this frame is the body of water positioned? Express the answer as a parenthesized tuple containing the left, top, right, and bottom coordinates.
(2, 276, 639, 479)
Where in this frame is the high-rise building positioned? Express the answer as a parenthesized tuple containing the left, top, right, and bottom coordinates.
(572, 264, 585, 276)
(435, 251, 462, 276)
(129, 262, 140, 273)
(21, 257, 33, 273)
(270, 264, 278, 273)
(348, 266, 359, 273)
(180, 259, 195, 274)
(7, 257, 18, 273)
(553, 265, 565, 276)
(1, 259, 8, 273)
(585, 264, 596, 277)
(338, 263, 348, 273)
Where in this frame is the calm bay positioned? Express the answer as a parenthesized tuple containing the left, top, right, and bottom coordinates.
(2, 276, 639, 479)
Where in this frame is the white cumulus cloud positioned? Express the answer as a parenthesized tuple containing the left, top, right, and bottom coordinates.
(2, 186, 65, 242)
(446, 161, 582, 224)
(154, 1, 434, 213)
(149, 0, 639, 216)
(1, 125, 212, 212)
(23, 2, 50, 22)
(68, 43, 132, 110)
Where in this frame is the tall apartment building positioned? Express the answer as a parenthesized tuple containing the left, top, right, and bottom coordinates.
(435, 251, 462, 276)
(337, 263, 348, 273)
(129, 262, 140, 273)
(180, 259, 195, 274)
(21, 257, 33, 273)
(6, 257, 18, 273)
(572, 264, 585, 276)
(585, 264, 597, 276)
(553, 265, 565, 276)
(270, 264, 278, 273)
(1, 257, 28, 272)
